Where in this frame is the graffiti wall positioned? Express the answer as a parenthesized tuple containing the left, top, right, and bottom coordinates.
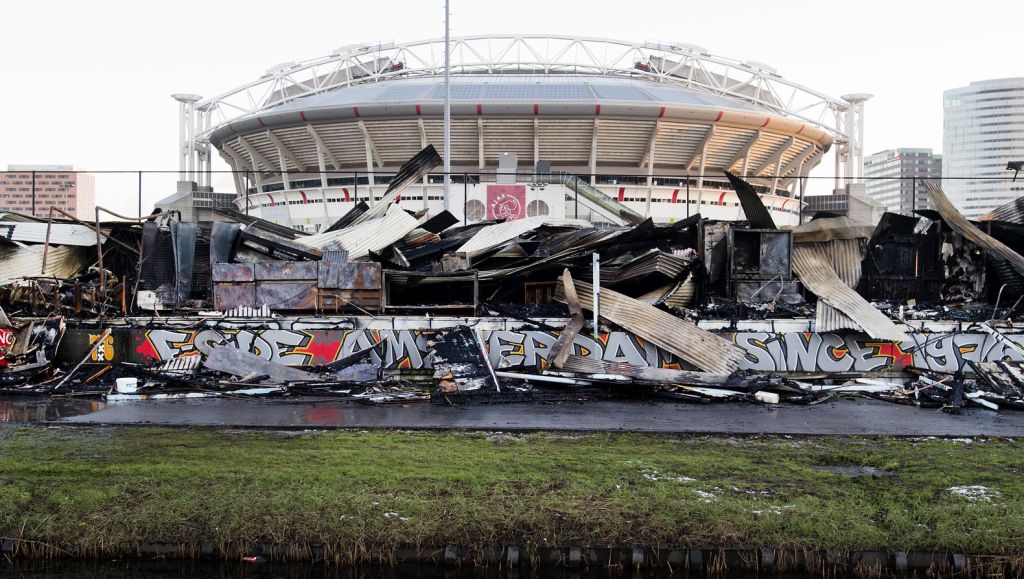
(60, 325, 1024, 374)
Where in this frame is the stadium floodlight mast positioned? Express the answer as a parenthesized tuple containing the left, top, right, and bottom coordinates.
(171, 93, 203, 184)
(443, 0, 451, 210)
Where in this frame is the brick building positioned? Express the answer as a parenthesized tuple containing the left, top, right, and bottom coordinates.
(0, 164, 96, 220)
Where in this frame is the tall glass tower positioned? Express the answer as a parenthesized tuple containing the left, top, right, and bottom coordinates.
(943, 78, 1024, 218)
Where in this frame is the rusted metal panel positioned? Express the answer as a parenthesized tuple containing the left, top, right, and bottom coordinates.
(254, 261, 318, 281)
(212, 263, 255, 282)
(256, 282, 318, 310)
(318, 262, 381, 290)
(214, 283, 256, 310)
(318, 290, 381, 311)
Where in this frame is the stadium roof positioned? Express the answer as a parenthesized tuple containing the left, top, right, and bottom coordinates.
(275, 75, 758, 111)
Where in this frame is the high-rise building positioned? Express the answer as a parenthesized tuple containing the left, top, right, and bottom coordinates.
(0, 165, 96, 220)
(863, 149, 942, 213)
(943, 78, 1024, 218)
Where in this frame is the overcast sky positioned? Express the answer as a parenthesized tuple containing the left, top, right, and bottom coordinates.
(1, 0, 1019, 215)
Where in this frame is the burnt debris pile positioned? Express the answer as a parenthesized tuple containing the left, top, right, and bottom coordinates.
(1, 156, 1024, 412)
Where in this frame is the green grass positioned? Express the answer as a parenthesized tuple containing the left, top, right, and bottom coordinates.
(1, 426, 1023, 558)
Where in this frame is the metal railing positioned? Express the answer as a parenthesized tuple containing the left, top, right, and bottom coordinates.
(1, 169, 1022, 224)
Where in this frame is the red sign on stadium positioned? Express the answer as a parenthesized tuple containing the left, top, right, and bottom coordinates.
(486, 185, 526, 221)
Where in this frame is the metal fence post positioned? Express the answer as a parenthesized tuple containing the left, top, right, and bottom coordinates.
(686, 179, 690, 218)
(31, 170, 36, 217)
(463, 172, 468, 225)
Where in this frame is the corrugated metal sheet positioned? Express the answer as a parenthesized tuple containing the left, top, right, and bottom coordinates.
(925, 180, 1024, 278)
(601, 250, 691, 284)
(0, 223, 106, 246)
(0, 212, 45, 223)
(792, 242, 908, 341)
(0, 244, 90, 285)
(296, 204, 419, 259)
(983, 196, 1024, 224)
(563, 279, 743, 374)
(536, 174, 645, 226)
(561, 355, 730, 386)
(725, 171, 777, 229)
(352, 145, 442, 225)
(457, 217, 590, 259)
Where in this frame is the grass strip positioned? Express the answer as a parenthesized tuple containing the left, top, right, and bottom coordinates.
(0, 426, 1022, 556)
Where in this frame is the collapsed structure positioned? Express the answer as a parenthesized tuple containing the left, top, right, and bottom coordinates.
(1, 148, 1024, 414)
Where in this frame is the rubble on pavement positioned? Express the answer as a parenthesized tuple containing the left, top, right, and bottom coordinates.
(1, 161, 1024, 412)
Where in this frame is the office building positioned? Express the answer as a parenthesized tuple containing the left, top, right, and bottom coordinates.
(864, 149, 942, 213)
(943, 78, 1024, 218)
(0, 165, 96, 220)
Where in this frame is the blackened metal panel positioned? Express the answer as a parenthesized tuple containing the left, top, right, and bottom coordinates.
(210, 222, 241, 264)
(256, 282, 318, 310)
(725, 171, 777, 230)
(170, 221, 197, 306)
(214, 283, 257, 310)
(254, 261, 318, 281)
(212, 263, 255, 282)
(139, 222, 174, 291)
(324, 201, 369, 233)
(317, 262, 382, 289)
(192, 229, 212, 301)
(759, 231, 792, 276)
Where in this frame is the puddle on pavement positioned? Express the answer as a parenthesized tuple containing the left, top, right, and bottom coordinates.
(0, 397, 105, 423)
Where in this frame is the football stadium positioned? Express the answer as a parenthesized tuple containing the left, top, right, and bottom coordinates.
(174, 35, 865, 230)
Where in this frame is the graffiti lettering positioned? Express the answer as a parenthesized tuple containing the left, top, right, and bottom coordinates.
(92, 328, 1024, 374)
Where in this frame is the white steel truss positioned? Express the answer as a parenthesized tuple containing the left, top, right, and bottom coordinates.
(176, 35, 862, 184)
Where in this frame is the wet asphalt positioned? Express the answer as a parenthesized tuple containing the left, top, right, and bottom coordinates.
(2, 396, 1024, 436)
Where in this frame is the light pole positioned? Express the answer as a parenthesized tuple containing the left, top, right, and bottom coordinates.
(442, 0, 451, 211)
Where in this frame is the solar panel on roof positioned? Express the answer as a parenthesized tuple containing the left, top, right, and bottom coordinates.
(375, 84, 431, 101)
(590, 85, 653, 101)
(533, 85, 590, 99)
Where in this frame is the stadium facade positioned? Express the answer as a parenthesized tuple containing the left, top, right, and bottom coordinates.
(174, 36, 867, 230)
